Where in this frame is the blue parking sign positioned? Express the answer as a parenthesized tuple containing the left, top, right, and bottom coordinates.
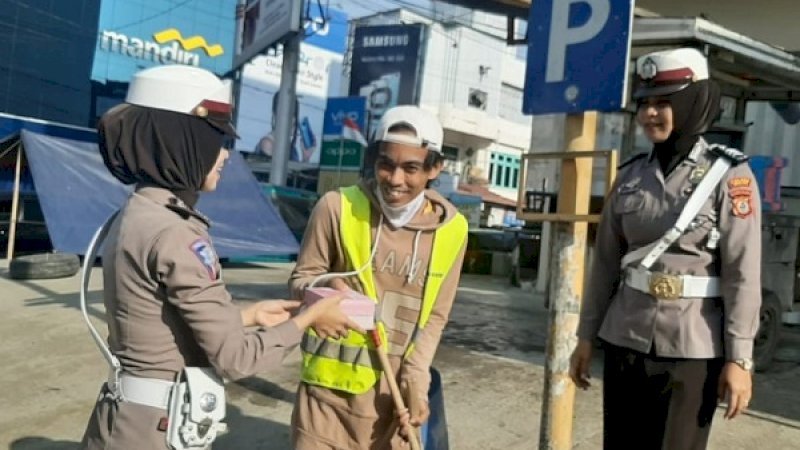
(523, 0, 634, 115)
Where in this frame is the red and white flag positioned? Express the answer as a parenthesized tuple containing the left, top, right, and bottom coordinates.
(342, 118, 368, 147)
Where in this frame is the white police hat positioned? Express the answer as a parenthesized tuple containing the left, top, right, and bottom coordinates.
(633, 48, 709, 99)
(126, 65, 238, 137)
(372, 106, 443, 153)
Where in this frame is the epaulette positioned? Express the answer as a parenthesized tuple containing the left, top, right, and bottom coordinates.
(617, 152, 648, 170)
(165, 198, 210, 226)
(708, 144, 749, 165)
(165, 203, 192, 220)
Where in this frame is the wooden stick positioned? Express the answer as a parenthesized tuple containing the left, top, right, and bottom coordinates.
(7, 143, 22, 260)
(370, 329, 421, 450)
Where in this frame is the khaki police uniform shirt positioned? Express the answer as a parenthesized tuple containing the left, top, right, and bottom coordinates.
(577, 139, 762, 361)
(102, 187, 302, 382)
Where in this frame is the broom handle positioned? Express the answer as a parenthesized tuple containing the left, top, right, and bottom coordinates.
(371, 330, 422, 450)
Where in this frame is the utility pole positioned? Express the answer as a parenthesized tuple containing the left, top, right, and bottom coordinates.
(271, 30, 302, 186)
(539, 112, 596, 450)
(230, 0, 246, 128)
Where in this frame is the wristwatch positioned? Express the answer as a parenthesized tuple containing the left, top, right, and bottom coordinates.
(732, 358, 754, 372)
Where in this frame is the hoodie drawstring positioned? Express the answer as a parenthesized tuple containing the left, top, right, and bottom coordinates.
(407, 230, 423, 284)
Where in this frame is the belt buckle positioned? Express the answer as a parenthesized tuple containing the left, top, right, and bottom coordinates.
(648, 273, 683, 300)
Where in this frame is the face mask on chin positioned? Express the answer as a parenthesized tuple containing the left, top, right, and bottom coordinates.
(375, 185, 426, 228)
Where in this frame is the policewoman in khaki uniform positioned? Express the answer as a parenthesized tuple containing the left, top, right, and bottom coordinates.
(79, 65, 358, 450)
(570, 48, 762, 450)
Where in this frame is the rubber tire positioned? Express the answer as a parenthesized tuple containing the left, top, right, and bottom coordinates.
(754, 293, 782, 372)
(8, 253, 80, 280)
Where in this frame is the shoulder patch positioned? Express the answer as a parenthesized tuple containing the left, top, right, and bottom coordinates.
(617, 152, 648, 170)
(189, 239, 218, 280)
(709, 144, 748, 165)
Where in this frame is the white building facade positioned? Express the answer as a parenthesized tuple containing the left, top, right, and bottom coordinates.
(347, 8, 531, 224)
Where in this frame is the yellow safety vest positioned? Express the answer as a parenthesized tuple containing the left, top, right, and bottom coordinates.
(300, 185, 468, 394)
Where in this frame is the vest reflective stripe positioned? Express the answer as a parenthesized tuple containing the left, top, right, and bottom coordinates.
(301, 333, 378, 368)
(300, 186, 467, 394)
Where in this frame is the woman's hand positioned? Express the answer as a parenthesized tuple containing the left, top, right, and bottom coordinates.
(569, 339, 594, 389)
(718, 362, 752, 419)
(293, 294, 365, 338)
(241, 300, 300, 327)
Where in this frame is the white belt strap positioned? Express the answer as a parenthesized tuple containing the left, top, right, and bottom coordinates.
(114, 373, 174, 410)
(80, 212, 122, 392)
(622, 155, 732, 269)
(625, 267, 721, 299)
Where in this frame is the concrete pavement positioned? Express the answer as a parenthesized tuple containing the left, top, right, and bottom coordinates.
(1, 262, 799, 449)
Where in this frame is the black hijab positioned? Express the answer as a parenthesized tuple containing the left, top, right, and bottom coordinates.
(652, 79, 721, 174)
(98, 104, 224, 207)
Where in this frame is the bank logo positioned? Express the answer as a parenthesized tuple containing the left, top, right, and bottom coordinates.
(153, 28, 224, 57)
(99, 28, 224, 67)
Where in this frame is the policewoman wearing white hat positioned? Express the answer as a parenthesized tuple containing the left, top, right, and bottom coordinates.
(570, 48, 762, 449)
(79, 65, 358, 450)
(289, 105, 469, 449)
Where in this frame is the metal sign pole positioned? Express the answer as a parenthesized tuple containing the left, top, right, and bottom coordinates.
(272, 30, 302, 186)
(336, 134, 347, 187)
(539, 112, 596, 450)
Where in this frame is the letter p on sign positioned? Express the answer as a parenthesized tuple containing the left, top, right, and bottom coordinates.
(523, 0, 633, 115)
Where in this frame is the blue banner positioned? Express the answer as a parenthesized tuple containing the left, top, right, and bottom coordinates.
(305, 8, 349, 54)
(322, 97, 367, 137)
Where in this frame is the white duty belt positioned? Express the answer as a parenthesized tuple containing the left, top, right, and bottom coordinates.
(624, 266, 721, 300)
(619, 148, 734, 299)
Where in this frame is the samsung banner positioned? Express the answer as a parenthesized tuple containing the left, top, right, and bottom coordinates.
(348, 24, 426, 139)
(236, 8, 348, 166)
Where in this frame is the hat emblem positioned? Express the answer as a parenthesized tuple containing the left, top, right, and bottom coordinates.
(640, 58, 658, 80)
(194, 105, 208, 117)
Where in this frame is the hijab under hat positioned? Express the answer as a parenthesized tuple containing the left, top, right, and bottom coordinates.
(651, 79, 721, 174)
(98, 104, 224, 208)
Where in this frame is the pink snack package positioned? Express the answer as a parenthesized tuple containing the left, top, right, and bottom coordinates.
(303, 287, 376, 330)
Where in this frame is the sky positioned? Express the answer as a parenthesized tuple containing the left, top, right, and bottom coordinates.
(331, 0, 452, 20)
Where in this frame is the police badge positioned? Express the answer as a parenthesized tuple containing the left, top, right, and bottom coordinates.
(689, 165, 707, 184)
(640, 57, 658, 80)
(732, 195, 752, 218)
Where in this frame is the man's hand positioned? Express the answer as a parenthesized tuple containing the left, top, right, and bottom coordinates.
(241, 300, 300, 327)
(397, 379, 429, 442)
(718, 362, 752, 419)
(569, 339, 593, 389)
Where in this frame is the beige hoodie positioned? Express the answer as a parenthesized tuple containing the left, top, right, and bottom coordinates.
(289, 180, 467, 450)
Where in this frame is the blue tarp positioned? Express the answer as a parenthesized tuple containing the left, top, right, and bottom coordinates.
(9, 125, 298, 258)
